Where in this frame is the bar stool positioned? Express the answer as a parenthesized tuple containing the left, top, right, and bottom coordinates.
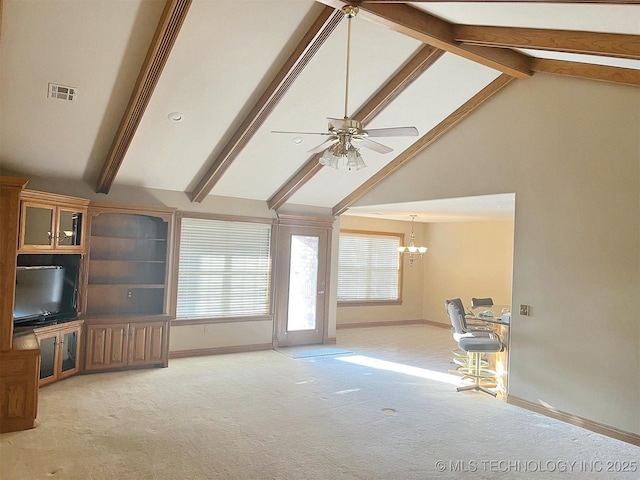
(446, 301, 503, 396)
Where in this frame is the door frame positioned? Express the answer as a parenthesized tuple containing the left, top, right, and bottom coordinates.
(273, 215, 334, 348)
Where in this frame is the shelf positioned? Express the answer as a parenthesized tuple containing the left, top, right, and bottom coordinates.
(90, 259, 165, 263)
(90, 213, 168, 239)
(88, 259, 166, 285)
(91, 235, 166, 241)
(88, 284, 165, 289)
(85, 285, 165, 316)
(85, 209, 172, 317)
(89, 236, 167, 262)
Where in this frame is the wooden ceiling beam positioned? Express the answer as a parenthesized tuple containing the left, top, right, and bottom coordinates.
(96, 0, 192, 194)
(332, 74, 515, 217)
(267, 45, 445, 211)
(454, 25, 640, 60)
(532, 58, 640, 86)
(188, 7, 343, 203)
(315, 0, 533, 78)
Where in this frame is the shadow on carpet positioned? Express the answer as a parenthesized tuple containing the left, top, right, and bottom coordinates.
(275, 346, 352, 359)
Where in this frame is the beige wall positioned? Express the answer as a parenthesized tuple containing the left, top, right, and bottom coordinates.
(336, 216, 514, 327)
(423, 221, 514, 324)
(351, 73, 640, 435)
(169, 320, 274, 353)
(23, 176, 339, 350)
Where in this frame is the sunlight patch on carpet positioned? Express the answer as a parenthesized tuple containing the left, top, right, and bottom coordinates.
(276, 347, 352, 359)
(336, 355, 464, 386)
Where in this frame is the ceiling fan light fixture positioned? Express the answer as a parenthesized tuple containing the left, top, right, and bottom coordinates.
(346, 147, 366, 171)
(272, 3, 416, 171)
(319, 140, 365, 170)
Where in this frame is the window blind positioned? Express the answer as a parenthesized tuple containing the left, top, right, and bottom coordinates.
(337, 232, 401, 302)
(177, 217, 272, 319)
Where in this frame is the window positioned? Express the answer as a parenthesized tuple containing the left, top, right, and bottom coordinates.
(176, 216, 272, 319)
(337, 230, 402, 304)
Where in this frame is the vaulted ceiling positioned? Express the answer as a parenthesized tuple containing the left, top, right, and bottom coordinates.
(1, 1, 638, 218)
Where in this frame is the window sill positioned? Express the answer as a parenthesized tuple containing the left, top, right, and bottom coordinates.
(172, 315, 273, 326)
(338, 300, 402, 307)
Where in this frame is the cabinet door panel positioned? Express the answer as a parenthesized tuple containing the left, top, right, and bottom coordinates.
(85, 324, 128, 371)
(58, 327, 81, 379)
(22, 203, 54, 249)
(55, 208, 84, 250)
(147, 323, 165, 364)
(127, 322, 166, 367)
(38, 334, 58, 386)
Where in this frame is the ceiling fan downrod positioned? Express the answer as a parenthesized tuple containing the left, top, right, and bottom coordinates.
(342, 5, 358, 121)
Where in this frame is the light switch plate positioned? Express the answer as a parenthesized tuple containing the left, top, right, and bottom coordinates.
(520, 304, 531, 316)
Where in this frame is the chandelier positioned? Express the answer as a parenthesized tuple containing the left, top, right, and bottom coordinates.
(398, 215, 427, 266)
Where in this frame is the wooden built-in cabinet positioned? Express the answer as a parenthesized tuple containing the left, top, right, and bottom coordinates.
(0, 176, 40, 433)
(33, 320, 83, 387)
(84, 317, 170, 371)
(84, 203, 174, 317)
(83, 202, 175, 372)
(18, 189, 89, 254)
(0, 336, 40, 433)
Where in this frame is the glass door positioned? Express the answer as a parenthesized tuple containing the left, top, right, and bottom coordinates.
(55, 209, 83, 249)
(275, 226, 329, 347)
(21, 203, 55, 249)
(60, 329, 80, 376)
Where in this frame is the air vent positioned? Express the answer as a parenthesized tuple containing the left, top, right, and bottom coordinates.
(48, 83, 77, 101)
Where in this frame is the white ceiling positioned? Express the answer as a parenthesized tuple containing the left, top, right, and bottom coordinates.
(343, 193, 515, 223)
(1, 1, 638, 221)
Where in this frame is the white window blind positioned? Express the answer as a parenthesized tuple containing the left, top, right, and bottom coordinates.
(177, 217, 272, 319)
(337, 232, 401, 302)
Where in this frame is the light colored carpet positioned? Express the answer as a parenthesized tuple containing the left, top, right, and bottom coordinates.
(276, 346, 352, 358)
(1, 324, 637, 479)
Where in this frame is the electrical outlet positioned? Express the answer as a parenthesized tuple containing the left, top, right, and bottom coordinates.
(520, 304, 530, 316)
(127, 290, 133, 299)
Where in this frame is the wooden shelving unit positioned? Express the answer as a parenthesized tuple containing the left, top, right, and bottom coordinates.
(85, 208, 172, 317)
(83, 202, 175, 371)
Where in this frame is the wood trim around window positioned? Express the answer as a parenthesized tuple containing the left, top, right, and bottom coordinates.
(169, 211, 277, 320)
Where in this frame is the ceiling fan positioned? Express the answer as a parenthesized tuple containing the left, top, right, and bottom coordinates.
(272, 5, 419, 170)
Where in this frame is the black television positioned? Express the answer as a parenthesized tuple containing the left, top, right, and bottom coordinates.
(14, 265, 77, 326)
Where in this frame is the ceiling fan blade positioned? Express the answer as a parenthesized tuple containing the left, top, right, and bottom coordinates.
(355, 137, 393, 154)
(271, 130, 331, 136)
(308, 137, 338, 154)
(365, 126, 419, 138)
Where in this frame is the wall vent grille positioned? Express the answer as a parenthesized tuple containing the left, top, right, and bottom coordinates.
(48, 83, 77, 101)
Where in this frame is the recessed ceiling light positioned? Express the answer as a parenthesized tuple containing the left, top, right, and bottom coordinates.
(292, 137, 303, 145)
(167, 112, 184, 122)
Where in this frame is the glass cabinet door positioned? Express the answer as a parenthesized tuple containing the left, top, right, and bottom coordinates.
(56, 209, 83, 248)
(22, 204, 55, 248)
(60, 330, 79, 374)
(39, 335, 57, 381)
